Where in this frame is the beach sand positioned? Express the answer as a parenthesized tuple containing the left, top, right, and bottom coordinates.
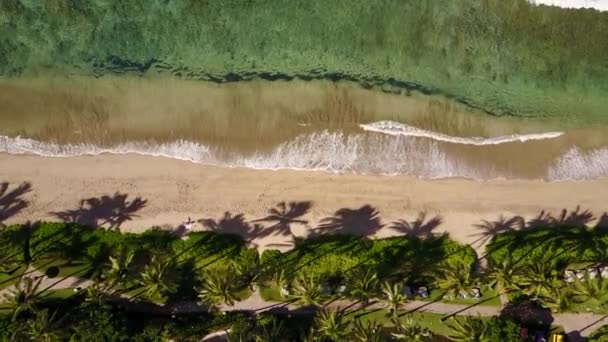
(2, 153, 608, 254)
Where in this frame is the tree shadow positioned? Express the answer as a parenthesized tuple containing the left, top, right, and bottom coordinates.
(500, 299, 554, 330)
(252, 201, 312, 236)
(0, 181, 31, 225)
(199, 212, 271, 245)
(316, 205, 383, 237)
(390, 211, 442, 240)
(470, 215, 524, 249)
(50, 192, 147, 230)
(527, 206, 594, 230)
(595, 213, 608, 231)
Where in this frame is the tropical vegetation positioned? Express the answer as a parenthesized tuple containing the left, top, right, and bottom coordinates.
(2, 205, 608, 339)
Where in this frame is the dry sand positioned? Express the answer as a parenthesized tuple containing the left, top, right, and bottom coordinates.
(2, 153, 608, 254)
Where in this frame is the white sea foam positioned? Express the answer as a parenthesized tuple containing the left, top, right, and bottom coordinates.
(236, 131, 479, 178)
(547, 147, 608, 180)
(360, 121, 564, 145)
(0, 136, 216, 163)
(4, 133, 608, 181)
(529, 0, 608, 11)
(0, 133, 480, 179)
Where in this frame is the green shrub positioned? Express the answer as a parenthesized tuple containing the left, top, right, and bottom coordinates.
(486, 317, 523, 341)
(260, 249, 282, 266)
(279, 234, 476, 283)
(171, 231, 255, 272)
(589, 325, 608, 342)
(486, 227, 608, 269)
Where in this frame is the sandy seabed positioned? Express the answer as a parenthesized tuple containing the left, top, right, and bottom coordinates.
(2, 153, 608, 254)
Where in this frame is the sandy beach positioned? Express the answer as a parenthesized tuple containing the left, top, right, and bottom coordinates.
(2, 153, 608, 253)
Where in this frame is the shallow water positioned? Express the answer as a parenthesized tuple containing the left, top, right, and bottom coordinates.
(0, 76, 607, 180)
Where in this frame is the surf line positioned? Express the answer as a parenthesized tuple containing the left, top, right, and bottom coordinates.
(360, 121, 564, 146)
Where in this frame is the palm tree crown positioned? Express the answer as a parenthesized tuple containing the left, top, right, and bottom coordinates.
(518, 261, 559, 300)
(314, 308, 349, 341)
(348, 268, 379, 306)
(445, 316, 491, 342)
(198, 270, 241, 307)
(436, 261, 477, 299)
(392, 315, 434, 341)
(3, 276, 43, 321)
(571, 271, 608, 311)
(292, 276, 323, 307)
(101, 248, 134, 290)
(351, 319, 384, 342)
(137, 255, 178, 302)
(380, 281, 407, 319)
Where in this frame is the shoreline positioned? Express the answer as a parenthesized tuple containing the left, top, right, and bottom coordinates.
(2, 153, 608, 254)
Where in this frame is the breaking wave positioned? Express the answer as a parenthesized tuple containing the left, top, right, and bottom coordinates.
(528, 0, 608, 11)
(0, 132, 479, 179)
(3, 133, 608, 181)
(547, 147, 608, 181)
(360, 121, 564, 145)
(0, 135, 217, 163)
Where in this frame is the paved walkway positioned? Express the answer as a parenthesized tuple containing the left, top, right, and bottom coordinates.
(2, 270, 608, 338)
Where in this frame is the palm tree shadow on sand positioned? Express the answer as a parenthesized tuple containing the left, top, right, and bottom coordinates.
(50, 192, 147, 231)
(314, 205, 383, 238)
(527, 206, 595, 230)
(199, 212, 271, 246)
(252, 201, 312, 237)
(0, 181, 32, 226)
(470, 215, 525, 249)
(390, 211, 442, 240)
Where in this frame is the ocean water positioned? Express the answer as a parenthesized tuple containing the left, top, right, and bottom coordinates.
(529, 0, 608, 11)
(1, 77, 607, 181)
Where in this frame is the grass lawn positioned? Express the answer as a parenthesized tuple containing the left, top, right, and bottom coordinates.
(424, 288, 502, 307)
(40, 288, 78, 300)
(32, 257, 91, 279)
(259, 286, 284, 302)
(346, 309, 478, 336)
(235, 288, 252, 301)
(0, 265, 27, 290)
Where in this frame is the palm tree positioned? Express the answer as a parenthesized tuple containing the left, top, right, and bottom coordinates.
(539, 287, 574, 313)
(233, 258, 261, 292)
(23, 309, 62, 342)
(292, 276, 323, 307)
(227, 320, 255, 342)
(348, 268, 379, 306)
(392, 315, 434, 341)
(2, 276, 42, 321)
(486, 256, 524, 304)
(137, 255, 178, 302)
(101, 248, 134, 290)
(571, 271, 608, 311)
(314, 308, 349, 341)
(271, 269, 288, 289)
(300, 327, 321, 342)
(518, 261, 559, 300)
(197, 271, 241, 307)
(445, 316, 491, 342)
(436, 261, 477, 300)
(380, 281, 407, 319)
(254, 317, 286, 342)
(351, 319, 384, 342)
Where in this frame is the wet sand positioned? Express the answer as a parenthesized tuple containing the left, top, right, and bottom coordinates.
(2, 153, 608, 254)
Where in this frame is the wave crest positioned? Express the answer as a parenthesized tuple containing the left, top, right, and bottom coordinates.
(0, 136, 216, 163)
(0, 133, 479, 179)
(360, 120, 564, 145)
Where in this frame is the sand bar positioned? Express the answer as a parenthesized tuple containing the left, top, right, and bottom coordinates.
(2, 153, 608, 253)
